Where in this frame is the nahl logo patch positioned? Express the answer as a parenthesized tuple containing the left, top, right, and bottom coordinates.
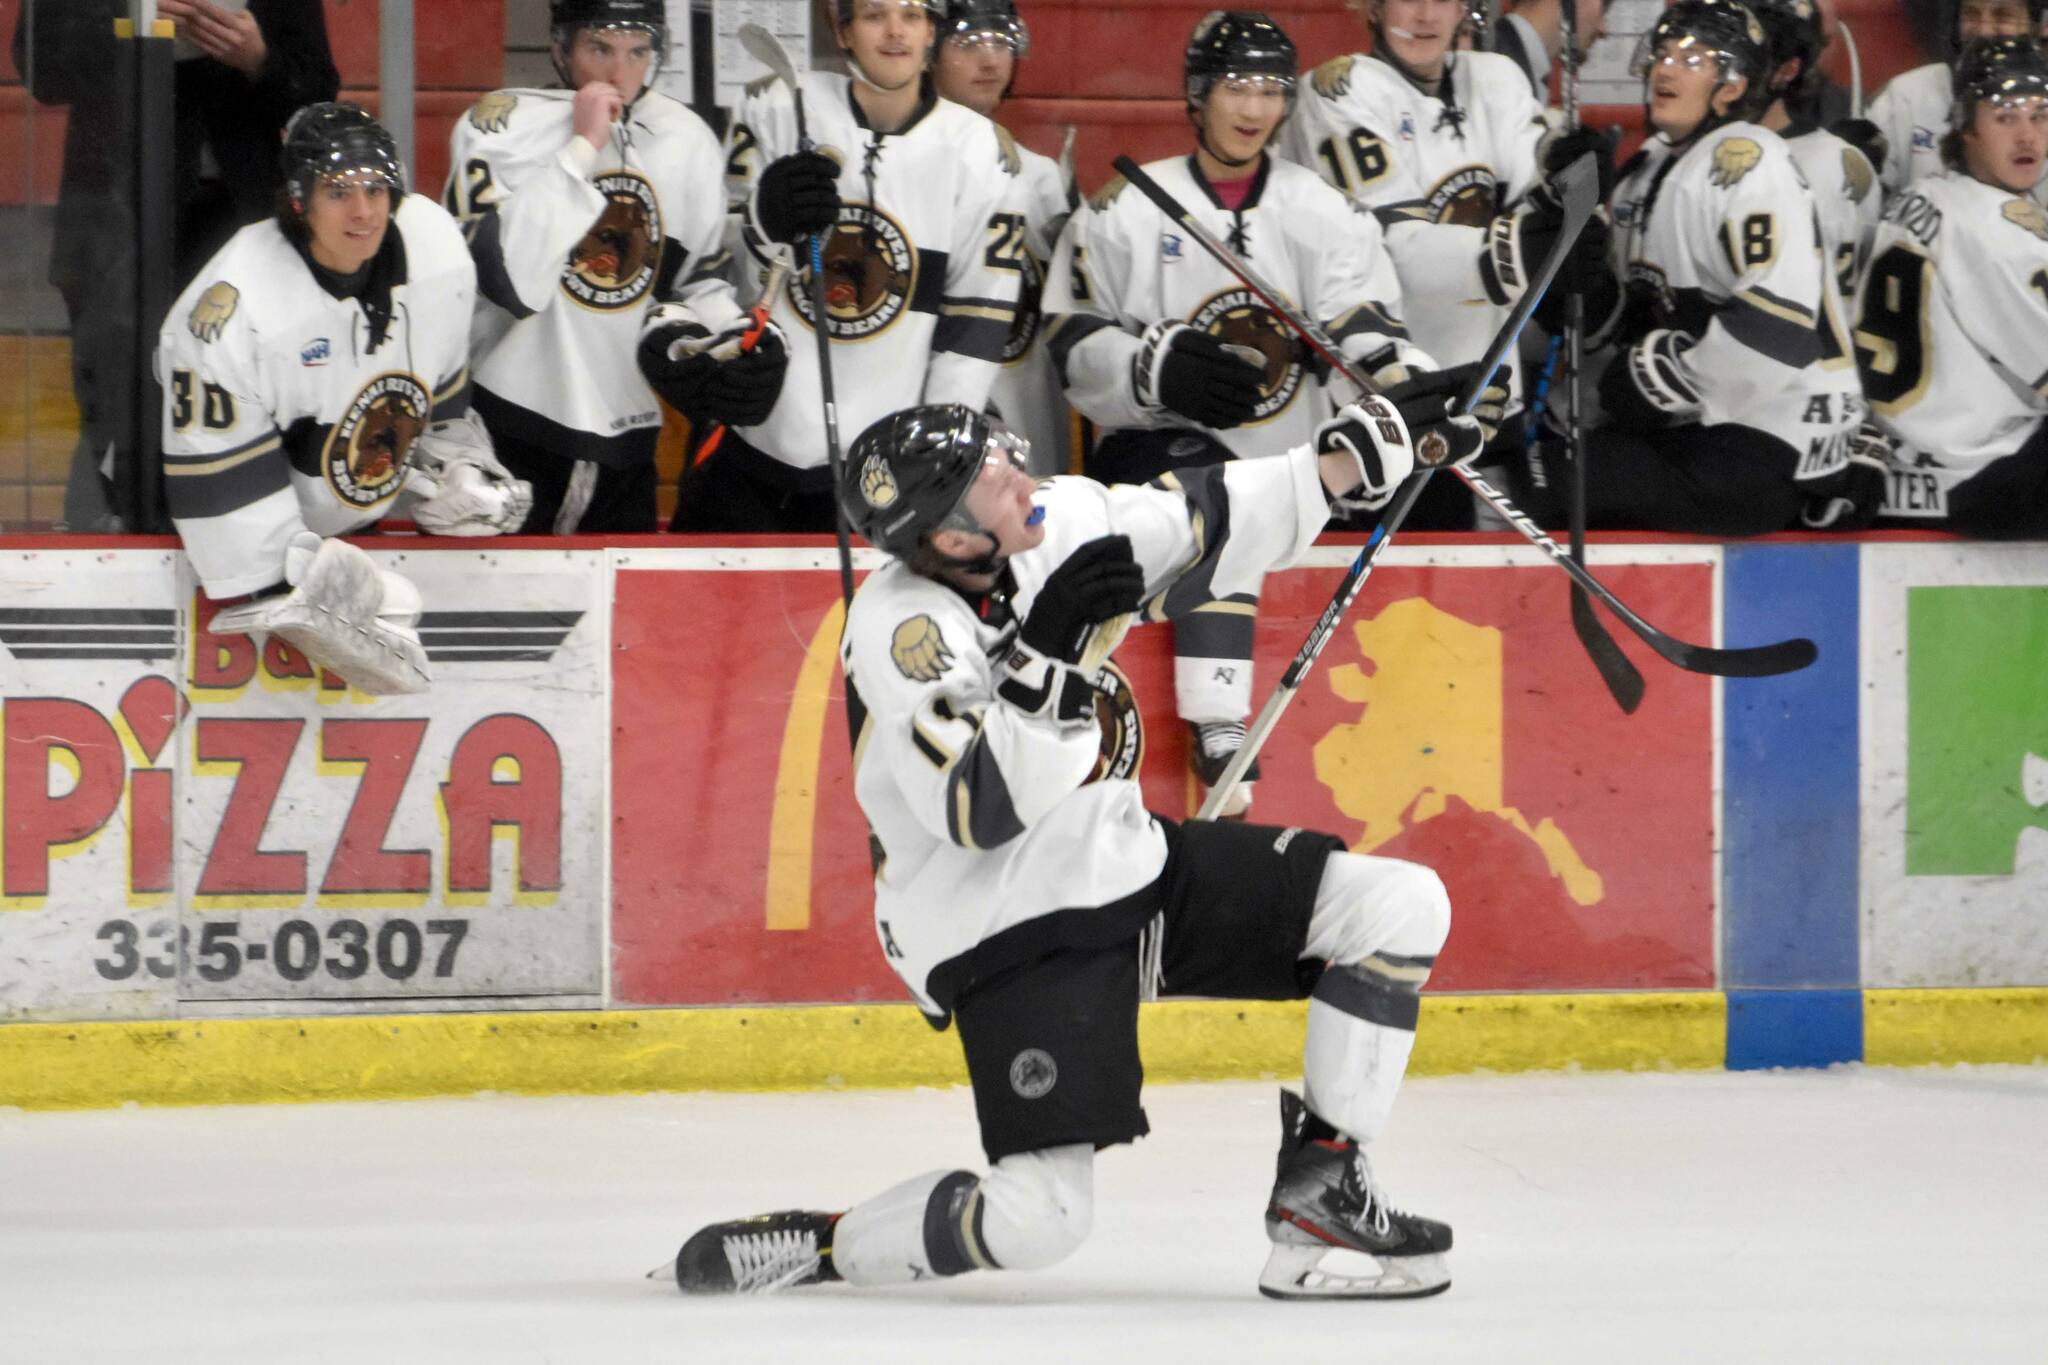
(323, 371, 428, 510)
(563, 171, 663, 312)
(301, 337, 331, 367)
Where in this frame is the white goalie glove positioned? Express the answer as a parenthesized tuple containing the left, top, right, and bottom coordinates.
(404, 410, 533, 536)
(212, 532, 431, 695)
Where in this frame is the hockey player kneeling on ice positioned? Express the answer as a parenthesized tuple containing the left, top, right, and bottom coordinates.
(674, 396, 1487, 1302)
(159, 104, 519, 695)
(1851, 37, 2048, 538)
(1042, 10, 1459, 819)
(1512, 0, 1863, 535)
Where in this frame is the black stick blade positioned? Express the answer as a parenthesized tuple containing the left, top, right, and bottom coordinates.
(1571, 588, 1646, 713)
(1654, 634, 1817, 678)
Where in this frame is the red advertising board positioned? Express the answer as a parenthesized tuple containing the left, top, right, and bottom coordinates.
(611, 548, 1717, 1006)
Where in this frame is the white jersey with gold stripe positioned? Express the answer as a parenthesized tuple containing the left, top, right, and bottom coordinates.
(1043, 151, 1425, 462)
(445, 87, 742, 466)
(1855, 169, 2048, 500)
(157, 196, 476, 599)
(1279, 49, 1547, 401)
(1608, 122, 1861, 466)
(841, 447, 1332, 1015)
(726, 74, 1026, 472)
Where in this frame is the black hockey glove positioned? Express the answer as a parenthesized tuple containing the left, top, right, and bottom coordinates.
(1534, 211, 1617, 334)
(1133, 321, 1266, 429)
(1598, 328, 1701, 431)
(1381, 363, 1503, 467)
(1799, 424, 1893, 531)
(998, 535, 1145, 724)
(1830, 117, 1888, 178)
(1480, 200, 1566, 308)
(753, 151, 842, 245)
(1535, 124, 1620, 208)
(638, 312, 790, 427)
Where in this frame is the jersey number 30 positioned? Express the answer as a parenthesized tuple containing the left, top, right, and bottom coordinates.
(169, 369, 236, 432)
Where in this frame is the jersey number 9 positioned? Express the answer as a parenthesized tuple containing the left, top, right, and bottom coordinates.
(1853, 244, 1933, 415)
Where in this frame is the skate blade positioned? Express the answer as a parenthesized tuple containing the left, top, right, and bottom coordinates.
(1257, 1243, 1450, 1301)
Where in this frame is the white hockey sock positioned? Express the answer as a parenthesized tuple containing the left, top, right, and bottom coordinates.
(1174, 653, 1253, 727)
(832, 1145, 1093, 1286)
(1302, 981, 1421, 1144)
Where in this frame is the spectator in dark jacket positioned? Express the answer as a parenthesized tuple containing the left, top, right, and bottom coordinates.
(11, 0, 338, 529)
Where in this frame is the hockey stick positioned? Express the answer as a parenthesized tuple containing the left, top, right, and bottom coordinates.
(1559, 0, 1647, 714)
(1109, 154, 1815, 818)
(739, 22, 857, 610)
(1117, 152, 1591, 817)
(1837, 19, 1865, 119)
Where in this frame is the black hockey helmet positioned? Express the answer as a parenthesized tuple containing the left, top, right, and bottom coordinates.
(550, 0, 665, 58)
(1950, 0, 2048, 56)
(1630, 0, 1772, 118)
(1748, 0, 1825, 93)
(280, 103, 406, 206)
(1952, 33, 2048, 120)
(939, 0, 1030, 56)
(1185, 11, 1299, 110)
(842, 404, 1027, 571)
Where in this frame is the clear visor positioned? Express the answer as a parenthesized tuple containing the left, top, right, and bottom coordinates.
(936, 428, 1031, 536)
(945, 21, 1029, 58)
(1209, 72, 1297, 98)
(1629, 34, 1738, 80)
(312, 167, 400, 199)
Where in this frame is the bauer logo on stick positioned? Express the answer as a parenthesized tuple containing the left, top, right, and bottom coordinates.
(188, 283, 240, 343)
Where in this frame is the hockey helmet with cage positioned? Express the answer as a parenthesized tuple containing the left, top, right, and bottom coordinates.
(1185, 11, 1299, 112)
(1630, 0, 1773, 119)
(939, 0, 1030, 56)
(842, 404, 1029, 572)
(280, 103, 406, 207)
(1951, 34, 2048, 122)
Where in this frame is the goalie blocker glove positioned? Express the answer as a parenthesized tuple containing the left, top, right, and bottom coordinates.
(1132, 320, 1266, 429)
(638, 305, 790, 427)
(996, 534, 1145, 724)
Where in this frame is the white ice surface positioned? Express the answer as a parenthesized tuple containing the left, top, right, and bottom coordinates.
(3, 1067, 2046, 1365)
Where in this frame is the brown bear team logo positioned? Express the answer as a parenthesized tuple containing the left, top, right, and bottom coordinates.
(1428, 166, 1499, 227)
(1089, 659, 1144, 784)
(564, 171, 663, 311)
(790, 206, 916, 340)
(324, 372, 429, 509)
(1191, 290, 1303, 422)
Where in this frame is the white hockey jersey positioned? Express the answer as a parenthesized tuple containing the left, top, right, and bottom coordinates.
(727, 74, 1026, 472)
(1042, 153, 1425, 462)
(840, 446, 1333, 1015)
(1868, 59, 2048, 207)
(1607, 122, 1861, 468)
(1853, 170, 2048, 510)
(445, 88, 742, 466)
(1280, 49, 1547, 401)
(988, 142, 1075, 476)
(159, 196, 476, 599)
(1784, 123, 1883, 308)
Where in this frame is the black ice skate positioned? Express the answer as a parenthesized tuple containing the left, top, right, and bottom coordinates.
(1188, 720, 1259, 819)
(1260, 1090, 1452, 1300)
(675, 1211, 843, 1295)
